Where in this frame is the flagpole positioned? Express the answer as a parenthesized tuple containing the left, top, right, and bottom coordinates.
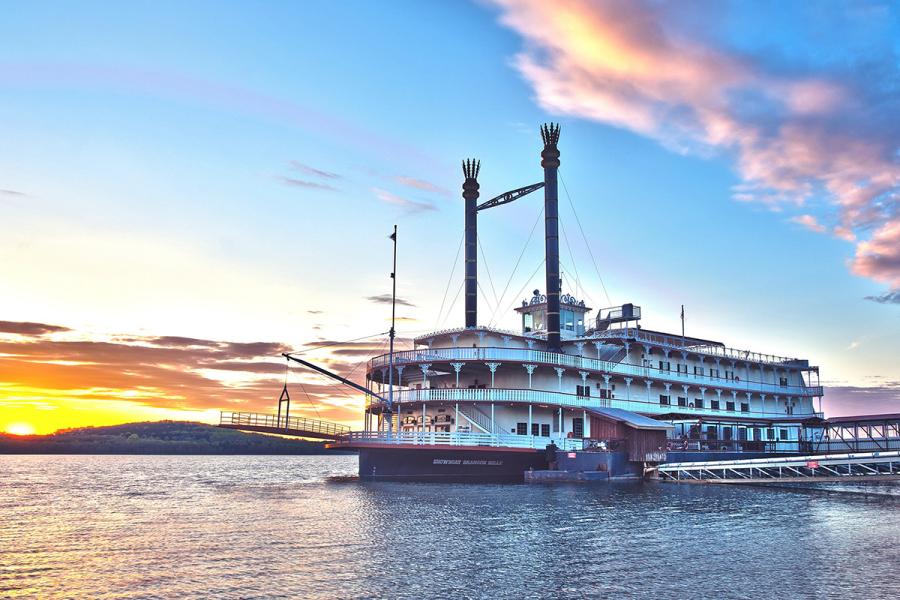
(388, 225, 397, 434)
(681, 304, 685, 345)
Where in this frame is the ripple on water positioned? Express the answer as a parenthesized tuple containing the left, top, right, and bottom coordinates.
(0, 455, 898, 599)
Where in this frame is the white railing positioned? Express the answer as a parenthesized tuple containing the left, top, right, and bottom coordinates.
(383, 387, 822, 421)
(341, 430, 582, 450)
(413, 325, 522, 344)
(594, 328, 803, 366)
(368, 347, 823, 397)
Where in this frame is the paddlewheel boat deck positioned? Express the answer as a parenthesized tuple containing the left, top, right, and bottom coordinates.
(321, 124, 826, 481)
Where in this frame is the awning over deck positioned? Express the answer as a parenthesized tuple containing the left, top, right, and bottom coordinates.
(586, 407, 673, 431)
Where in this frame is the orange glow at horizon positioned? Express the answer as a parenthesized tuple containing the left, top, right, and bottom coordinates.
(1, 390, 224, 435)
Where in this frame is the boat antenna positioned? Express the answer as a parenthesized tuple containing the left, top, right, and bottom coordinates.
(388, 225, 398, 433)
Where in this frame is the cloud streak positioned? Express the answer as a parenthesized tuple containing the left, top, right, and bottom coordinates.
(0, 321, 71, 336)
(372, 187, 437, 213)
(394, 176, 451, 198)
(790, 214, 826, 234)
(276, 176, 338, 191)
(367, 294, 415, 307)
(289, 161, 341, 180)
(490, 0, 899, 293)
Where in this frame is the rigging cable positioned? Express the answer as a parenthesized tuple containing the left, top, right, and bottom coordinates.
(434, 229, 464, 330)
(486, 205, 544, 327)
(559, 216, 582, 300)
(439, 279, 465, 329)
(477, 235, 500, 310)
(559, 169, 612, 305)
(492, 258, 546, 328)
(288, 331, 390, 355)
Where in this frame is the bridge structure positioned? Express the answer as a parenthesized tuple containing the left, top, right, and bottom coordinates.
(658, 450, 900, 484)
(814, 413, 900, 453)
(219, 411, 350, 441)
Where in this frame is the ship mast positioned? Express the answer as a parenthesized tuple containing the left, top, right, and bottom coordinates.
(388, 225, 397, 433)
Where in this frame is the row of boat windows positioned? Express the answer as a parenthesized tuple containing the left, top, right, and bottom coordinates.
(651, 361, 791, 386)
(689, 426, 790, 441)
(522, 309, 584, 333)
(513, 423, 552, 437)
(659, 395, 750, 412)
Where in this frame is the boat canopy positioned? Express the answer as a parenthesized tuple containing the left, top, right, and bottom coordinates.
(586, 407, 674, 431)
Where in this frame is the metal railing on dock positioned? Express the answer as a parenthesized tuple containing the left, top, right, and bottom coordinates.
(219, 411, 350, 440)
(658, 450, 900, 483)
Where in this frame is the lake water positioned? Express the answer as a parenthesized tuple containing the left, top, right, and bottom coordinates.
(1, 455, 898, 599)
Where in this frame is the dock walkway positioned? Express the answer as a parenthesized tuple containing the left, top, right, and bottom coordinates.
(658, 450, 900, 484)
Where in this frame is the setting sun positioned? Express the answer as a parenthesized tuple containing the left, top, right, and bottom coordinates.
(5, 422, 36, 436)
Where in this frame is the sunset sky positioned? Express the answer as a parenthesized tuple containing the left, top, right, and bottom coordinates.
(2, 1, 898, 435)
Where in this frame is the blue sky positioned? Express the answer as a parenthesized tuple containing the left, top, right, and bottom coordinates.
(1, 1, 898, 429)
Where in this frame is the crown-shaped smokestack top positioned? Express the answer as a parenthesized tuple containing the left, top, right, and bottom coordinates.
(462, 158, 481, 180)
(541, 124, 561, 169)
(540, 122, 560, 147)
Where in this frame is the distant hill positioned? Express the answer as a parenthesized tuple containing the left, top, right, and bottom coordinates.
(0, 421, 351, 455)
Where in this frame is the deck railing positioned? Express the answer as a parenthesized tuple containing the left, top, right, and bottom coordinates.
(368, 346, 823, 397)
(373, 387, 823, 421)
(219, 411, 350, 438)
(340, 430, 582, 450)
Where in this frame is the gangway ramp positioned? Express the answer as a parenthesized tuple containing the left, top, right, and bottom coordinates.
(659, 450, 900, 484)
(219, 411, 350, 441)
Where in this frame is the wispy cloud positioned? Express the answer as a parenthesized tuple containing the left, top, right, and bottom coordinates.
(289, 161, 341, 180)
(0, 321, 70, 336)
(1, 189, 29, 197)
(394, 176, 451, 198)
(864, 290, 900, 304)
(372, 187, 437, 213)
(489, 0, 900, 292)
(367, 294, 415, 307)
(790, 214, 826, 234)
(276, 176, 338, 191)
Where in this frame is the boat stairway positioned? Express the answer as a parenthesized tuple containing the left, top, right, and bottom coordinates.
(457, 404, 493, 434)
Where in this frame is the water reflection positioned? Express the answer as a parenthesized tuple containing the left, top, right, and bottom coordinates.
(1, 455, 897, 599)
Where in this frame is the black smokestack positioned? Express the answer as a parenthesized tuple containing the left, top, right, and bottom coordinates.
(462, 159, 480, 328)
(540, 124, 561, 351)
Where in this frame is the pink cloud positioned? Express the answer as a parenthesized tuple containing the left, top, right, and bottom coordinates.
(790, 214, 826, 233)
(489, 0, 900, 291)
(851, 220, 900, 288)
(394, 176, 451, 198)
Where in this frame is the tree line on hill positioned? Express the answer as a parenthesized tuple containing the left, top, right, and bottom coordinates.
(0, 421, 350, 455)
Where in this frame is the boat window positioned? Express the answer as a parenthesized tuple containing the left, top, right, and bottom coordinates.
(711, 400, 720, 410)
(516, 422, 527, 435)
(726, 401, 735, 411)
(677, 397, 687, 407)
(740, 403, 749, 412)
(694, 398, 704, 409)
(541, 424, 550, 437)
(572, 417, 584, 438)
(561, 309, 575, 331)
(659, 394, 670, 406)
